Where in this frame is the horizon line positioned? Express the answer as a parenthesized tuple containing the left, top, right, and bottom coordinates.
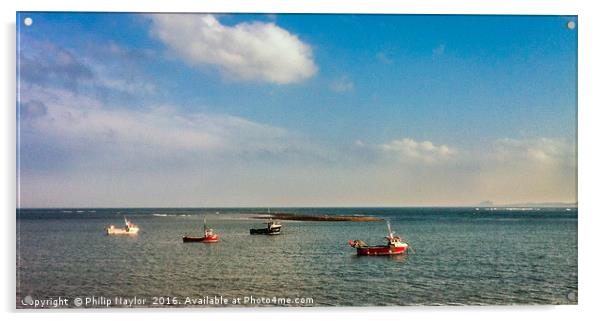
(16, 203, 578, 210)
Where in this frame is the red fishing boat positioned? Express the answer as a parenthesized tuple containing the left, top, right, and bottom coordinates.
(348, 221, 409, 256)
(183, 218, 220, 243)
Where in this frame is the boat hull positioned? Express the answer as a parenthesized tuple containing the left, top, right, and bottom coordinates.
(250, 227, 281, 235)
(106, 227, 139, 235)
(355, 246, 407, 256)
(182, 235, 220, 243)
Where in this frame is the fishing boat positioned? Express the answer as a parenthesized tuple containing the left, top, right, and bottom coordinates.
(250, 220, 282, 235)
(348, 221, 408, 256)
(183, 218, 220, 243)
(106, 217, 139, 235)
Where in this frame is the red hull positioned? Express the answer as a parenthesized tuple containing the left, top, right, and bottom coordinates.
(182, 235, 220, 243)
(355, 245, 407, 256)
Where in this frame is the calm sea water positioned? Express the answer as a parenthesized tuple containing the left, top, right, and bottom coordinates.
(16, 207, 577, 307)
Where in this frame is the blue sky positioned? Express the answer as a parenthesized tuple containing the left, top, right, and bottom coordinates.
(17, 13, 577, 207)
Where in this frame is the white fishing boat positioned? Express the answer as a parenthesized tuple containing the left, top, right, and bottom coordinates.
(106, 217, 139, 235)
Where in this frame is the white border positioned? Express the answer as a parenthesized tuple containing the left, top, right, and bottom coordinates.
(3, 1, 601, 321)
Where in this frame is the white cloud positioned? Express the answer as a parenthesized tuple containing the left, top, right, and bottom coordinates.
(20, 38, 159, 101)
(380, 138, 456, 163)
(492, 137, 575, 165)
(330, 76, 354, 93)
(18, 85, 329, 172)
(149, 14, 317, 84)
(94, 70, 156, 96)
(473, 137, 577, 205)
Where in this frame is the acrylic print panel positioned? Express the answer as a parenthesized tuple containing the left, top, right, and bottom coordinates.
(16, 12, 577, 308)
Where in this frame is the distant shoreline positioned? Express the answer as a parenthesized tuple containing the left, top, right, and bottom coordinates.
(252, 213, 383, 222)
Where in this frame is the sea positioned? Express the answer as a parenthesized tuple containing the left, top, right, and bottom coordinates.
(16, 207, 577, 307)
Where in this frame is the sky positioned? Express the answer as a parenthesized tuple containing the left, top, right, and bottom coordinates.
(16, 13, 577, 208)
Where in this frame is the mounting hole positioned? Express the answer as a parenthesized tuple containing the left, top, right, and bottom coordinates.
(567, 21, 575, 30)
(23, 17, 33, 26)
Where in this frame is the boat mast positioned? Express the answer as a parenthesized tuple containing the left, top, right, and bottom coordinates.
(386, 220, 394, 239)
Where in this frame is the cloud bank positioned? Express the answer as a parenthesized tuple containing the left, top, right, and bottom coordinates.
(18, 85, 329, 174)
(380, 138, 456, 163)
(473, 137, 576, 205)
(20, 38, 157, 100)
(149, 14, 317, 84)
(492, 137, 574, 166)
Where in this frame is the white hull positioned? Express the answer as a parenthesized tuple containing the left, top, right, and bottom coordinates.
(106, 226, 139, 235)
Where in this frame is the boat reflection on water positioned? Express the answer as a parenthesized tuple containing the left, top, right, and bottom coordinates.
(352, 252, 409, 263)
